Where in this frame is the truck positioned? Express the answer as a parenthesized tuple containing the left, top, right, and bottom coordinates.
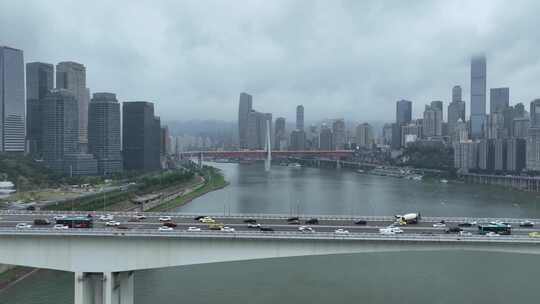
(395, 213, 421, 224)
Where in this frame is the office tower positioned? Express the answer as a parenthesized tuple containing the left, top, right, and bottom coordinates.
(527, 99, 540, 171)
(123, 101, 160, 171)
(88, 92, 122, 175)
(289, 130, 306, 151)
(490, 87, 509, 114)
(306, 124, 318, 150)
(423, 102, 442, 137)
(478, 139, 495, 171)
(26, 62, 54, 156)
(514, 103, 526, 118)
(160, 126, 171, 156)
(274, 117, 287, 150)
(355, 123, 373, 148)
(394, 99, 412, 148)
(513, 117, 530, 139)
(238, 92, 253, 149)
(452, 85, 462, 103)
(506, 138, 526, 172)
(390, 123, 401, 149)
(41, 89, 97, 176)
(296, 105, 304, 131)
(56, 61, 90, 148)
(453, 141, 478, 173)
(331, 119, 346, 149)
(494, 139, 507, 171)
(0, 46, 25, 152)
(319, 124, 333, 150)
(486, 113, 505, 139)
(247, 111, 272, 150)
(470, 55, 487, 139)
(153, 116, 162, 169)
(401, 121, 422, 146)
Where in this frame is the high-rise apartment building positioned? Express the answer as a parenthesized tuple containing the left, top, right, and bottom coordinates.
(296, 105, 304, 131)
(123, 101, 160, 171)
(0, 46, 25, 152)
(247, 111, 272, 150)
(238, 92, 253, 149)
(56, 61, 90, 148)
(355, 123, 373, 148)
(26, 62, 54, 156)
(527, 99, 540, 171)
(423, 101, 443, 137)
(470, 55, 487, 139)
(88, 93, 122, 175)
(448, 100, 466, 138)
(490, 87, 509, 114)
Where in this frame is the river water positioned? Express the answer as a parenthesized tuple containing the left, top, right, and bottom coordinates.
(2, 163, 540, 304)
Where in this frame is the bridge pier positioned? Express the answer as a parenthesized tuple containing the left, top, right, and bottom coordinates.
(75, 271, 134, 304)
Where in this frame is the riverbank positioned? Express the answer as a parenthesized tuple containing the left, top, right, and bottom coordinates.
(147, 167, 228, 212)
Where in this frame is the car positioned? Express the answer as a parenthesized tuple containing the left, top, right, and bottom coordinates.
(379, 229, 396, 235)
(194, 216, 206, 221)
(116, 225, 130, 230)
(288, 219, 301, 225)
(163, 222, 177, 228)
(354, 220, 367, 225)
(287, 216, 299, 222)
(135, 214, 146, 220)
(490, 221, 511, 226)
(528, 231, 540, 238)
(158, 226, 174, 231)
(305, 218, 319, 225)
(200, 217, 215, 223)
(298, 226, 314, 233)
(459, 231, 473, 236)
(16, 223, 31, 229)
(260, 227, 274, 232)
(33, 219, 51, 225)
(244, 219, 257, 224)
(187, 226, 201, 232)
(105, 221, 121, 227)
(53, 215, 66, 221)
(53, 224, 69, 230)
(445, 226, 463, 233)
(520, 220, 534, 227)
(159, 216, 172, 222)
(248, 223, 261, 228)
(433, 223, 446, 228)
(485, 232, 500, 237)
(99, 214, 114, 221)
(458, 222, 476, 227)
(221, 226, 235, 232)
(334, 228, 349, 234)
(208, 223, 224, 230)
(386, 227, 403, 233)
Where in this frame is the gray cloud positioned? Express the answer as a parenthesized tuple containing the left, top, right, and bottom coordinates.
(1, 0, 540, 123)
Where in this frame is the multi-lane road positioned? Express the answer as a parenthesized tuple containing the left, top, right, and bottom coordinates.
(0, 211, 539, 237)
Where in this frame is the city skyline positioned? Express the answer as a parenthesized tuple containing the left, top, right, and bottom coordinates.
(2, 1, 540, 122)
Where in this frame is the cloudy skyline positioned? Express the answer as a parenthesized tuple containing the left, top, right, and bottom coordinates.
(1, 0, 540, 123)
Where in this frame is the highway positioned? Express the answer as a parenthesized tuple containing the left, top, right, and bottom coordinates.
(1, 211, 539, 239)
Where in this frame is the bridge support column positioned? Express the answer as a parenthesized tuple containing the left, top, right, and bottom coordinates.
(75, 271, 134, 304)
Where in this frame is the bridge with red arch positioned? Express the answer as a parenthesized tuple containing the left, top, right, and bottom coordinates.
(180, 150, 354, 160)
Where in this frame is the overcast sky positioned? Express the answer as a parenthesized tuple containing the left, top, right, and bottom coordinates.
(1, 0, 540, 123)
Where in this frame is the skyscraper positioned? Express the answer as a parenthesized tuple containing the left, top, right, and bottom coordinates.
(0, 46, 25, 152)
(123, 101, 160, 171)
(274, 117, 287, 150)
(296, 105, 304, 131)
(238, 92, 253, 149)
(332, 119, 346, 150)
(490, 87, 509, 114)
(319, 124, 333, 150)
(396, 99, 412, 125)
(423, 101, 442, 137)
(289, 129, 306, 151)
(26, 62, 54, 156)
(470, 55, 487, 139)
(448, 100, 466, 138)
(355, 123, 373, 148)
(452, 85, 462, 103)
(56, 61, 90, 148)
(526, 99, 540, 171)
(88, 93, 122, 175)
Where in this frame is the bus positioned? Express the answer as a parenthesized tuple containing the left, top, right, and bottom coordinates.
(478, 223, 511, 235)
(56, 216, 94, 228)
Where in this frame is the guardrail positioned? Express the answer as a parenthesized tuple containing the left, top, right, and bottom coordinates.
(1, 210, 539, 224)
(1, 227, 539, 244)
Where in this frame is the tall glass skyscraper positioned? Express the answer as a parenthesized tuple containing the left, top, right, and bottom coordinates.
(296, 105, 304, 131)
(0, 46, 26, 152)
(470, 55, 487, 139)
(238, 92, 253, 149)
(26, 62, 54, 155)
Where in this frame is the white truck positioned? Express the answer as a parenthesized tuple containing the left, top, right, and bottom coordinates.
(395, 213, 421, 224)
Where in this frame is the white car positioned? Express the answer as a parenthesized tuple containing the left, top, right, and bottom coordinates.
(16, 223, 31, 229)
(159, 216, 172, 222)
(53, 224, 69, 230)
(99, 214, 114, 221)
(187, 227, 201, 232)
(158, 226, 174, 231)
(248, 223, 261, 228)
(379, 229, 396, 235)
(459, 231, 472, 236)
(53, 215, 66, 221)
(334, 228, 349, 234)
(199, 217, 215, 223)
(485, 232, 500, 237)
(221, 226, 235, 232)
(433, 223, 446, 228)
(298, 226, 314, 233)
(105, 221, 121, 227)
(379, 227, 403, 234)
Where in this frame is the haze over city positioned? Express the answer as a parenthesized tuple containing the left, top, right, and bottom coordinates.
(2, 0, 540, 121)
